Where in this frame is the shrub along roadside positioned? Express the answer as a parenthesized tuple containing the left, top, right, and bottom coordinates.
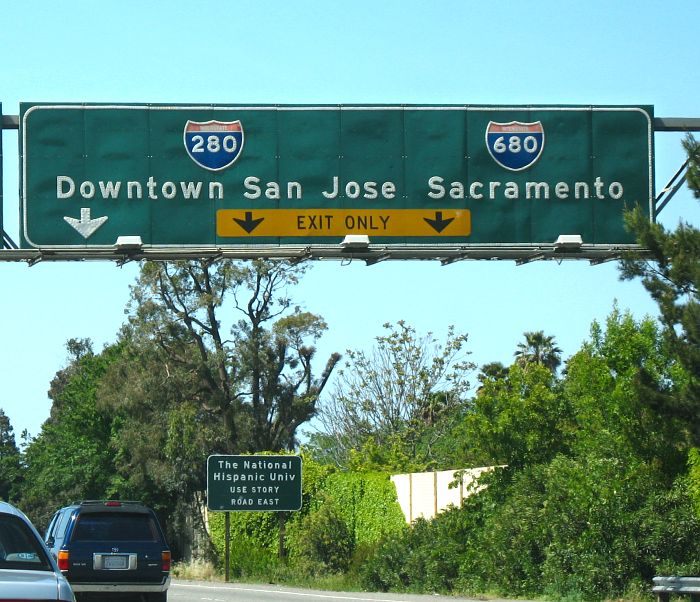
(361, 462, 700, 601)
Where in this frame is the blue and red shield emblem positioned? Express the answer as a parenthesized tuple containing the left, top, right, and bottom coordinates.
(184, 120, 244, 171)
(485, 121, 545, 171)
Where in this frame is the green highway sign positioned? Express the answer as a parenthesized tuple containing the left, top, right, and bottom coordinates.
(206, 455, 302, 512)
(20, 103, 653, 252)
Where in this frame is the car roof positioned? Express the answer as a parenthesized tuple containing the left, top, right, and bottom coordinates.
(0, 501, 54, 555)
(64, 500, 153, 514)
(0, 501, 32, 521)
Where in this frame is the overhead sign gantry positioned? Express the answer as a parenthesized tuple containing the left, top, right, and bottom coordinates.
(14, 103, 654, 262)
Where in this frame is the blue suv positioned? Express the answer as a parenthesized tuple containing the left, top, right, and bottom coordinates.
(45, 500, 171, 602)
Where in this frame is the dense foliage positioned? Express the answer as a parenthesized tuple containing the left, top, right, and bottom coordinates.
(312, 321, 473, 471)
(356, 136, 700, 599)
(19, 340, 119, 526)
(363, 311, 700, 599)
(0, 409, 21, 502)
(8, 259, 340, 557)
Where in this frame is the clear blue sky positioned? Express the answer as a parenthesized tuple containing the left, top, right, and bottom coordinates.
(1, 0, 699, 439)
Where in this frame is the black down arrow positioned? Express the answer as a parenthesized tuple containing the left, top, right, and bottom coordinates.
(424, 211, 454, 233)
(234, 211, 265, 234)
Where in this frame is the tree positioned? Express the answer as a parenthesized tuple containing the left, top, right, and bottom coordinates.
(564, 308, 688, 476)
(475, 362, 509, 396)
(0, 409, 21, 502)
(619, 134, 700, 446)
(478, 361, 509, 383)
(19, 340, 117, 525)
(513, 331, 562, 372)
(453, 362, 567, 468)
(97, 259, 338, 558)
(96, 333, 224, 559)
(231, 272, 340, 451)
(684, 134, 700, 197)
(122, 258, 339, 453)
(315, 321, 473, 469)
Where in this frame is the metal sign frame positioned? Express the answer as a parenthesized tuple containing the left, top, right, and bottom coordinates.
(2, 109, 698, 264)
(17, 104, 652, 256)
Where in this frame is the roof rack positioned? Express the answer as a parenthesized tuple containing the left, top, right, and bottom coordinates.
(74, 500, 144, 506)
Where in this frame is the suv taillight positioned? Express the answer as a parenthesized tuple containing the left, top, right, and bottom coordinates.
(162, 550, 171, 572)
(57, 550, 70, 572)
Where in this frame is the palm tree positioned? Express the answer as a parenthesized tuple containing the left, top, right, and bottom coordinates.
(479, 361, 509, 383)
(475, 361, 510, 396)
(514, 331, 562, 372)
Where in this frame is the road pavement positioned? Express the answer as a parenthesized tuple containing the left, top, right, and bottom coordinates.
(169, 579, 531, 602)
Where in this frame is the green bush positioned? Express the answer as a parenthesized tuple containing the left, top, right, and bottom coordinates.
(229, 535, 281, 578)
(360, 532, 412, 591)
(360, 459, 700, 601)
(320, 471, 407, 547)
(457, 458, 700, 600)
(287, 494, 354, 574)
(689, 448, 700, 518)
(285, 471, 406, 577)
(207, 511, 279, 577)
(361, 507, 475, 594)
(637, 477, 700, 577)
(458, 467, 547, 596)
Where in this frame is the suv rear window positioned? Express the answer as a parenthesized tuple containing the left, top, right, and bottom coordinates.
(0, 514, 51, 571)
(72, 513, 160, 542)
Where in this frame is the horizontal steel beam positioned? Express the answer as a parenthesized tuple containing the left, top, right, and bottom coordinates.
(1, 114, 18, 129)
(654, 117, 700, 132)
(0, 243, 647, 265)
(2, 115, 700, 132)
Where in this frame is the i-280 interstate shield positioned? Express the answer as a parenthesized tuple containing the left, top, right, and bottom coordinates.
(184, 120, 244, 171)
(20, 103, 653, 251)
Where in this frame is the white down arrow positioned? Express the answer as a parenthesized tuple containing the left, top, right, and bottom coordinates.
(64, 208, 108, 239)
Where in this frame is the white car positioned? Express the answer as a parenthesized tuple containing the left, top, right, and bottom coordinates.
(0, 501, 75, 601)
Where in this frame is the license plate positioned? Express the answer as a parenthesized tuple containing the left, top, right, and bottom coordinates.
(104, 555, 128, 569)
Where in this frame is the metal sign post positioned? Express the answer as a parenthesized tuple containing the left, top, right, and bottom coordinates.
(224, 511, 230, 582)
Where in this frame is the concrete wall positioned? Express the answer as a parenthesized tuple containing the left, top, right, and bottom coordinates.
(390, 466, 494, 523)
